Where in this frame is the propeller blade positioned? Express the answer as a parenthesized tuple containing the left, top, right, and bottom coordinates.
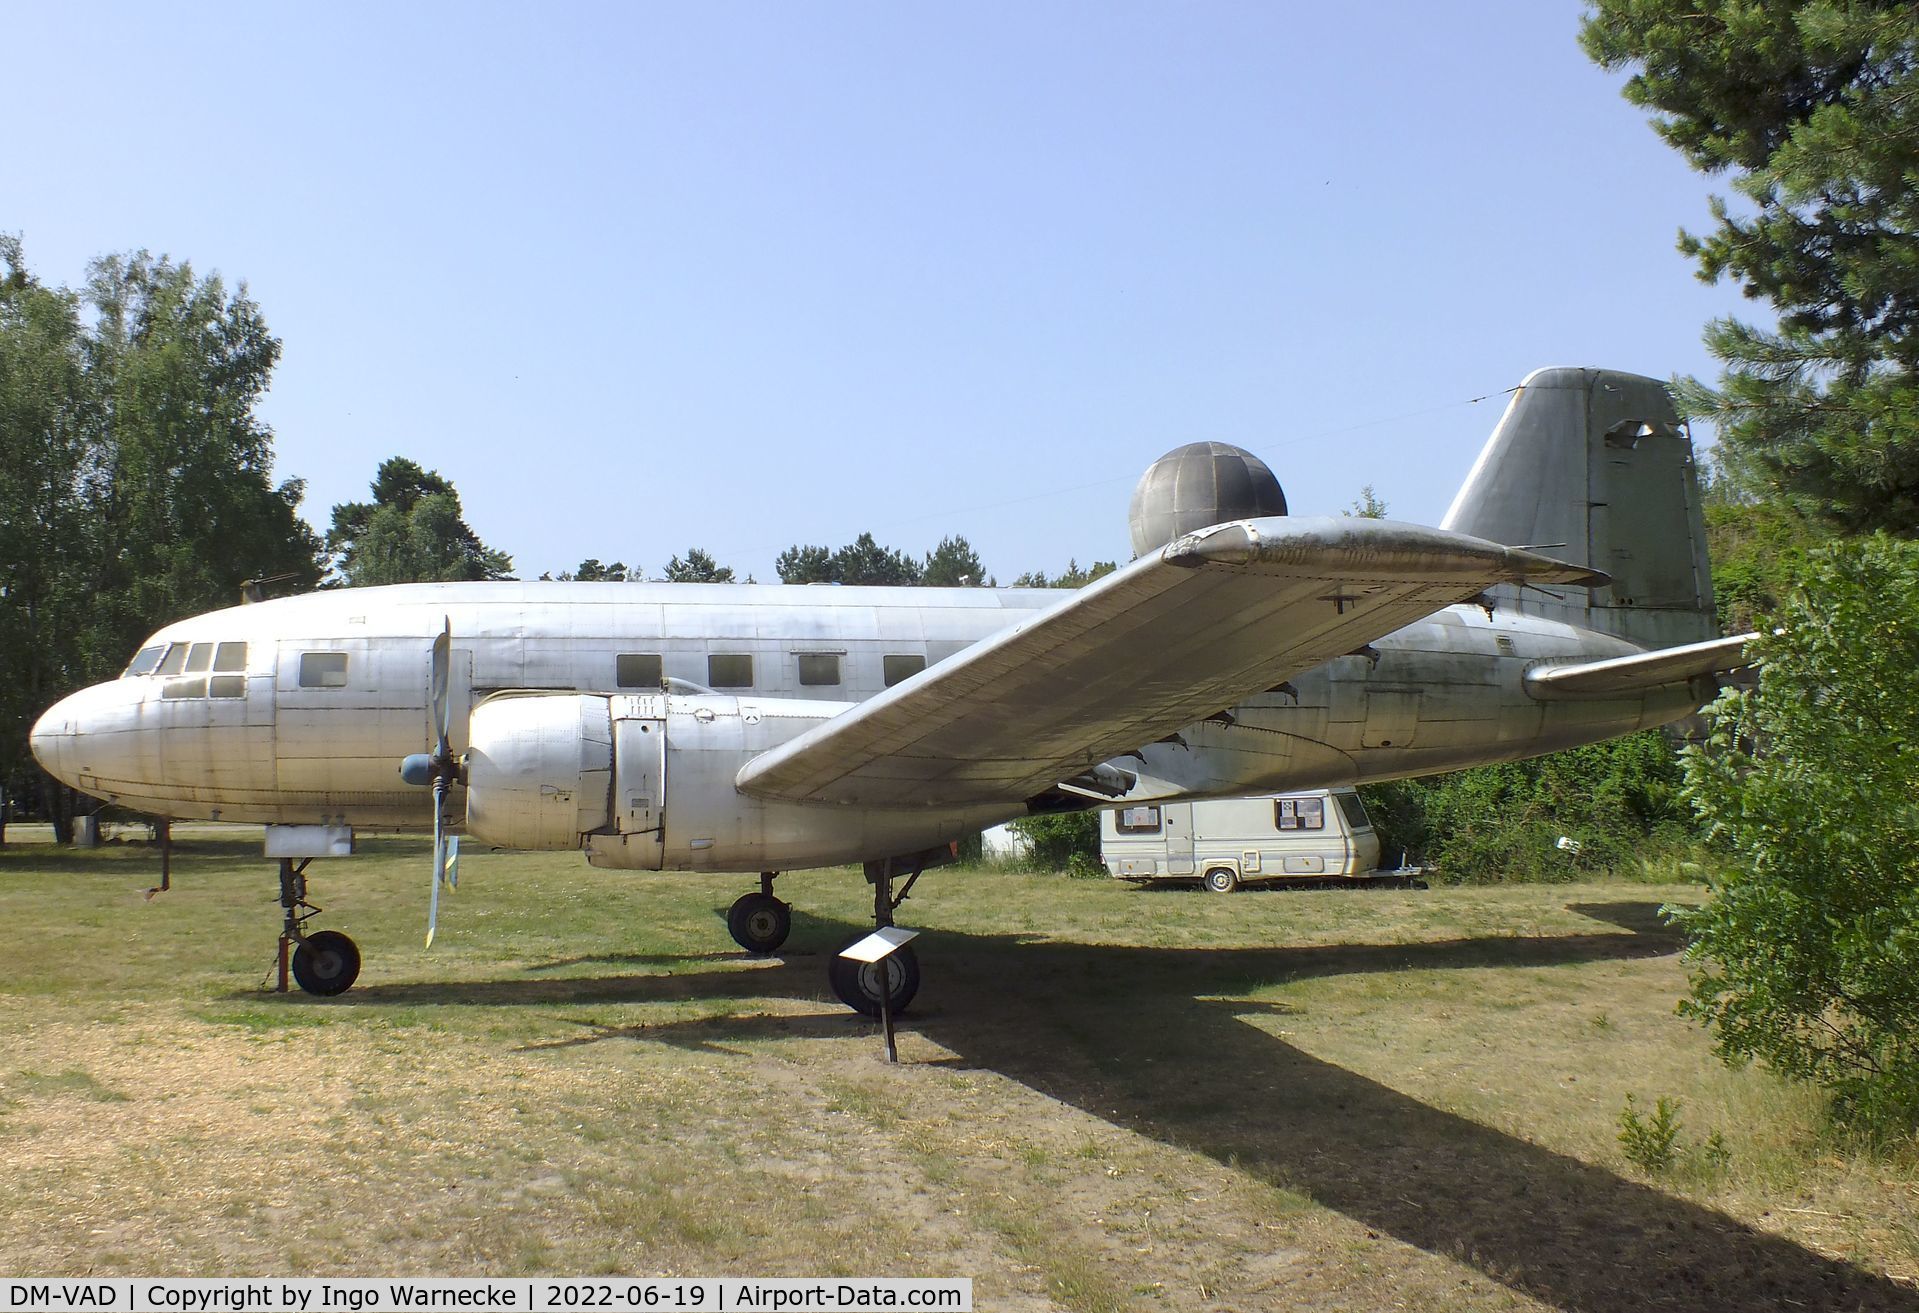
(430, 620, 452, 759)
(427, 775, 448, 948)
(443, 835, 460, 890)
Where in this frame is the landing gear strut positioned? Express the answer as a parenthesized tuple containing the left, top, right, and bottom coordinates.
(727, 871, 792, 954)
(276, 857, 361, 996)
(829, 856, 922, 1017)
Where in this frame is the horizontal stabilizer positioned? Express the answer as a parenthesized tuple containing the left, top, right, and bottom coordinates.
(737, 516, 1604, 809)
(1524, 632, 1756, 699)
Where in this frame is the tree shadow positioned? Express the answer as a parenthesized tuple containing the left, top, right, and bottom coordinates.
(344, 898, 1911, 1310)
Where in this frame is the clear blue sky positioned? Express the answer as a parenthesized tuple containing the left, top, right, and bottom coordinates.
(8, 2, 1753, 583)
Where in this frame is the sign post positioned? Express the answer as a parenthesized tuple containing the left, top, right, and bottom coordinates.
(838, 926, 920, 1063)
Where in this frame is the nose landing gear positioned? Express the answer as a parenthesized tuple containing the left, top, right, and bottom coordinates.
(275, 857, 361, 996)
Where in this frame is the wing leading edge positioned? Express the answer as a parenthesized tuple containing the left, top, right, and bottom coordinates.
(735, 517, 1604, 809)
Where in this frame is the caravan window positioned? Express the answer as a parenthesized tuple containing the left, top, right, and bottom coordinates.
(1274, 796, 1326, 831)
(1337, 791, 1371, 830)
(1116, 805, 1162, 834)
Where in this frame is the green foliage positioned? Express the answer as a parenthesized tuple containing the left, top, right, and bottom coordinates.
(776, 532, 922, 585)
(1701, 462, 1828, 632)
(327, 457, 511, 585)
(1582, 2, 1919, 534)
(1618, 1094, 1683, 1173)
(1677, 536, 1919, 1128)
(570, 559, 633, 581)
(1008, 810, 1103, 875)
(921, 534, 984, 586)
(1011, 559, 1118, 588)
(1344, 485, 1388, 519)
(1358, 731, 1695, 882)
(0, 238, 321, 822)
(662, 548, 735, 583)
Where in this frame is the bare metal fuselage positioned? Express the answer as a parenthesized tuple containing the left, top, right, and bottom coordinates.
(30, 580, 1703, 872)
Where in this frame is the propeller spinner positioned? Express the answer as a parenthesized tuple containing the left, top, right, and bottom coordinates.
(400, 620, 461, 946)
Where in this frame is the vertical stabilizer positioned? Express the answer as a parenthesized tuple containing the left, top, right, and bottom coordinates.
(1441, 367, 1715, 649)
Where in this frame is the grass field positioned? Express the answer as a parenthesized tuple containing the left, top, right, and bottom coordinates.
(4, 832, 1918, 1311)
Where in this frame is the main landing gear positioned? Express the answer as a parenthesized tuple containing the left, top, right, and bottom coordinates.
(827, 856, 922, 1018)
(276, 857, 361, 996)
(726, 872, 792, 954)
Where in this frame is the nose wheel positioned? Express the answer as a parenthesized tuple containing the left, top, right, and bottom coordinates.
(276, 857, 362, 996)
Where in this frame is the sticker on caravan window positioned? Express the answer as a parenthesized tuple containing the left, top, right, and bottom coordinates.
(1275, 797, 1326, 831)
(1116, 806, 1162, 834)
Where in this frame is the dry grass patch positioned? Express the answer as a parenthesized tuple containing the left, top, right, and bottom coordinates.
(2, 836, 1918, 1309)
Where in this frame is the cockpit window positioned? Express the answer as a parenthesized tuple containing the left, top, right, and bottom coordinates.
(162, 677, 206, 700)
(156, 644, 189, 676)
(123, 646, 166, 678)
(213, 642, 248, 672)
(299, 652, 349, 689)
(183, 643, 215, 674)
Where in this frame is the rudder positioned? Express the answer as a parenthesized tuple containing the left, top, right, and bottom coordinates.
(1441, 367, 1715, 649)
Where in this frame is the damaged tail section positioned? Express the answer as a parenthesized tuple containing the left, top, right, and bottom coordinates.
(1442, 367, 1716, 650)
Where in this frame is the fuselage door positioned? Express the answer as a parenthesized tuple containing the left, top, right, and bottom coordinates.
(613, 702, 666, 835)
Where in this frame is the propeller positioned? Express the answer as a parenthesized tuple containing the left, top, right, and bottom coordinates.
(400, 620, 461, 947)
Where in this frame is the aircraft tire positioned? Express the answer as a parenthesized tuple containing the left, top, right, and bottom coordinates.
(1202, 867, 1240, 894)
(291, 930, 362, 996)
(727, 892, 792, 954)
(829, 940, 919, 1017)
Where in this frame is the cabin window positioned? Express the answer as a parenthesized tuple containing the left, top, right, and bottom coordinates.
(616, 653, 663, 689)
(183, 642, 215, 674)
(883, 654, 926, 687)
(123, 646, 166, 678)
(1275, 797, 1326, 831)
(213, 642, 248, 672)
(299, 651, 350, 689)
(797, 653, 841, 686)
(156, 644, 189, 676)
(1336, 791, 1370, 830)
(707, 654, 753, 688)
(162, 677, 206, 700)
(1116, 805, 1162, 834)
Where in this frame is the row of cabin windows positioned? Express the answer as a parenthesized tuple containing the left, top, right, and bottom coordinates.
(278, 649, 932, 693)
(615, 651, 926, 691)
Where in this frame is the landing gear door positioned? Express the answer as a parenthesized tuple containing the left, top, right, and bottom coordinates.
(612, 701, 665, 835)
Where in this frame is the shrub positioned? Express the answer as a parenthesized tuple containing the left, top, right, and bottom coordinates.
(1676, 537, 1919, 1129)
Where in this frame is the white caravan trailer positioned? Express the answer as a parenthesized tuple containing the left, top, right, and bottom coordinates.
(1101, 788, 1385, 892)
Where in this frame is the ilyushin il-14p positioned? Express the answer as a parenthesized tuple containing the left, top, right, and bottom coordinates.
(31, 368, 1753, 1013)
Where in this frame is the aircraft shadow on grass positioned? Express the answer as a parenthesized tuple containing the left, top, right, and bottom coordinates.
(345, 900, 1915, 1313)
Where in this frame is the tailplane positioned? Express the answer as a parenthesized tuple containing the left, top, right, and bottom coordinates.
(1441, 367, 1715, 649)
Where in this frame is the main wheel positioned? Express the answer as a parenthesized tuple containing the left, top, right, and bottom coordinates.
(291, 930, 361, 996)
(727, 892, 792, 954)
(829, 941, 920, 1017)
(1202, 867, 1240, 894)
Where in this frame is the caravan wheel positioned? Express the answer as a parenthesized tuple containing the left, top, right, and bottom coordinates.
(1202, 867, 1239, 894)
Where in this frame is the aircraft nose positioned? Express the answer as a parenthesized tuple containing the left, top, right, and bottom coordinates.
(30, 691, 84, 788)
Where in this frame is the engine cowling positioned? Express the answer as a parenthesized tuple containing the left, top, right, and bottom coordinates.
(463, 694, 613, 850)
(462, 690, 1010, 871)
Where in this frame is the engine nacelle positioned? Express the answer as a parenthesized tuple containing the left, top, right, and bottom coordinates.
(463, 694, 613, 849)
(462, 690, 1009, 871)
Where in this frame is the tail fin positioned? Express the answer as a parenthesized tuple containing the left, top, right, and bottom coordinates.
(1441, 367, 1715, 649)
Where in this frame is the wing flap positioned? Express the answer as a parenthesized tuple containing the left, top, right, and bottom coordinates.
(738, 517, 1605, 807)
(1524, 632, 1756, 699)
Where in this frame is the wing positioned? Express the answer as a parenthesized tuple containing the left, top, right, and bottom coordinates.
(736, 516, 1604, 808)
(1524, 631, 1756, 698)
